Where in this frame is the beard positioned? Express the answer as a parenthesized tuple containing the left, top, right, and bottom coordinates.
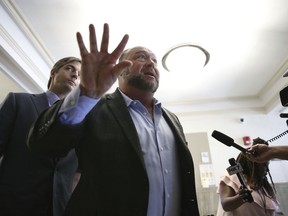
(122, 70, 159, 93)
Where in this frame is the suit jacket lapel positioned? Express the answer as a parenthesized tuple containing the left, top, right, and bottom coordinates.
(162, 108, 187, 146)
(106, 90, 146, 169)
(30, 93, 50, 114)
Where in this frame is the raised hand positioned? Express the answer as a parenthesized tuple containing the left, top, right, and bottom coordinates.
(246, 144, 271, 163)
(76, 23, 132, 98)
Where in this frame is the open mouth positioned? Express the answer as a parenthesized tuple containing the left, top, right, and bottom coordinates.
(143, 72, 156, 79)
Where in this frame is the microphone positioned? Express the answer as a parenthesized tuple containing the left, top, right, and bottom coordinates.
(227, 158, 253, 203)
(280, 113, 288, 118)
(211, 130, 247, 153)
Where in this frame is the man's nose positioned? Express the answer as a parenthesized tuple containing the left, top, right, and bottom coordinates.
(145, 58, 157, 67)
(71, 70, 80, 79)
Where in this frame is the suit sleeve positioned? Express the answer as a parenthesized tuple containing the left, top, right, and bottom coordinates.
(27, 100, 83, 158)
(0, 93, 16, 157)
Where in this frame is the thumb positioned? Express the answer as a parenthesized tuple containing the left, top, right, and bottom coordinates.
(112, 60, 133, 77)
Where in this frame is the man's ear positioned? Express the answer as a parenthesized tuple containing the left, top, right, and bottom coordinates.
(50, 70, 57, 79)
(49, 70, 57, 84)
(119, 69, 125, 77)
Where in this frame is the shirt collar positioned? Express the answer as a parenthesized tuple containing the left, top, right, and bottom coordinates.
(45, 90, 60, 106)
(118, 88, 161, 108)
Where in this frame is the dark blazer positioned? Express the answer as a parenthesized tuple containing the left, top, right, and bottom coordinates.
(0, 92, 78, 216)
(28, 89, 200, 216)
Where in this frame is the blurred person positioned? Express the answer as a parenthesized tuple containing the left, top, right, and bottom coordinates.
(216, 137, 279, 216)
(27, 23, 200, 216)
(0, 57, 81, 216)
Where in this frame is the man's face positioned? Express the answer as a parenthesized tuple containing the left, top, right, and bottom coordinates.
(50, 61, 81, 94)
(121, 47, 160, 93)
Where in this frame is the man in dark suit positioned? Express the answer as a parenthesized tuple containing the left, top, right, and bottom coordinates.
(0, 57, 81, 216)
(28, 24, 200, 216)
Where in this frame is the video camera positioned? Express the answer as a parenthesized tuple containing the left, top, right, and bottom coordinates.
(264, 80, 288, 143)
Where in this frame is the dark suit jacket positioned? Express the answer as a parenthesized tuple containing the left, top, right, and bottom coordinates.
(0, 92, 78, 216)
(28, 89, 200, 216)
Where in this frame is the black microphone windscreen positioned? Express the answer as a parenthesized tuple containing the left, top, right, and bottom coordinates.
(280, 113, 288, 118)
(211, 130, 234, 147)
(229, 157, 237, 166)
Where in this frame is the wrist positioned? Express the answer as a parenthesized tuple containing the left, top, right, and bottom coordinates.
(80, 85, 100, 99)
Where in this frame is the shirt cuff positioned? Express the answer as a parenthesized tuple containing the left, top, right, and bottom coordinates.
(59, 86, 99, 124)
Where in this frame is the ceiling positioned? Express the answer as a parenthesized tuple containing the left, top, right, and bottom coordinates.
(1, 0, 288, 116)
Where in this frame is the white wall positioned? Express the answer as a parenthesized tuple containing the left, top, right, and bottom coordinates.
(178, 110, 288, 184)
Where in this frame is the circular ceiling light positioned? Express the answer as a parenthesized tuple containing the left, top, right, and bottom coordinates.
(162, 43, 210, 72)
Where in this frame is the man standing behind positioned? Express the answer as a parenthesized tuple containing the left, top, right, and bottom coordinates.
(0, 57, 81, 216)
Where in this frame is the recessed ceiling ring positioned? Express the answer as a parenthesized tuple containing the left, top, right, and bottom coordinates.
(161, 43, 210, 72)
